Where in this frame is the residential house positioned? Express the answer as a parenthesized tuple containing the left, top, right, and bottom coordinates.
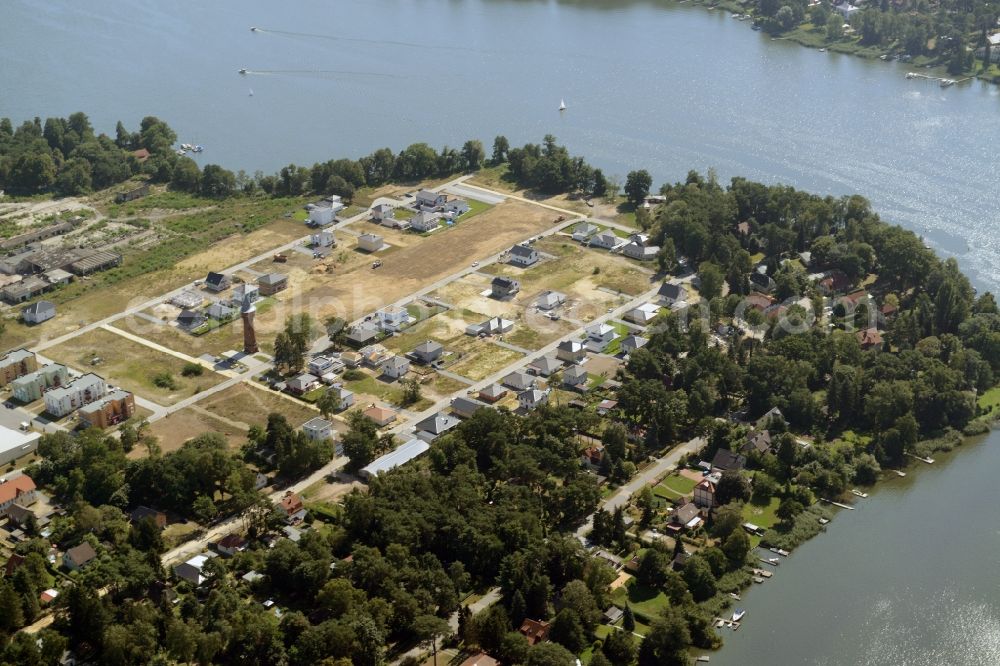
(744, 292, 774, 313)
(657, 282, 687, 307)
(756, 406, 785, 430)
(308, 199, 342, 226)
(3, 503, 34, 527)
(750, 272, 776, 294)
(603, 606, 624, 625)
(130, 506, 166, 529)
(562, 365, 588, 389)
(257, 273, 288, 296)
(205, 272, 230, 292)
(207, 302, 236, 321)
(44, 373, 107, 418)
(530, 356, 563, 377)
(311, 230, 335, 248)
(11, 363, 69, 403)
(817, 270, 851, 295)
(518, 389, 549, 411)
(0, 475, 37, 513)
(597, 399, 618, 415)
(585, 322, 618, 350)
(519, 618, 552, 646)
(0, 349, 37, 387)
(478, 383, 508, 403)
(409, 211, 441, 232)
(363, 406, 397, 427)
(459, 653, 499, 666)
(857, 327, 884, 350)
(693, 474, 719, 509)
(381, 355, 410, 380)
(340, 351, 363, 368)
(78, 389, 135, 429)
(670, 502, 703, 532)
(376, 305, 410, 332)
(173, 553, 215, 586)
(556, 340, 587, 364)
(309, 356, 336, 376)
(371, 204, 394, 222)
(301, 417, 334, 443)
(975, 32, 1000, 62)
(231, 283, 260, 306)
(216, 534, 248, 557)
(360, 439, 430, 479)
(711, 449, 746, 473)
(626, 302, 661, 325)
(571, 222, 600, 242)
(415, 412, 460, 442)
(581, 444, 604, 469)
(346, 323, 380, 347)
(360, 344, 391, 368)
(742, 430, 773, 456)
(357, 233, 385, 252)
(508, 243, 539, 267)
(621, 334, 649, 355)
(22, 300, 56, 324)
(279, 492, 307, 523)
(503, 371, 535, 391)
(491, 276, 520, 299)
(39, 588, 59, 605)
(442, 198, 470, 216)
(282, 375, 315, 398)
(63, 542, 98, 571)
(326, 385, 354, 411)
(415, 189, 447, 210)
(451, 397, 486, 419)
(536, 290, 566, 310)
(589, 230, 620, 250)
(466, 317, 514, 336)
(622, 239, 659, 261)
(177, 309, 206, 329)
(412, 340, 444, 364)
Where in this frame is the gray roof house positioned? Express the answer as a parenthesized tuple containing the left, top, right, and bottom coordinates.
(589, 230, 620, 250)
(466, 317, 514, 336)
(503, 371, 535, 391)
(530, 355, 563, 377)
(415, 189, 447, 210)
(622, 240, 660, 261)
(412, 340, 444, 364)
(556, 339, 587, 364)
(414, 412, 460, 442)
(451, 396, 487, 419)
(478, 383, 508, 403)
(508, 244, 539, 267)
(287, 373, 319, 395)
(381, 355, 410, 380)
(536, 290, 566, 310)
(346, 323, 380, 347)
(371, 203, 394, 221)
(327, 385, 354, 411)
(571, 222, 600, 242)
(750, 272, 776, 294)
(357, 233, 385, 253)
(22, 300, 56, 324)
(563, 365, 589, 389)
(409, 211, 441, 232)
(491, 276, 520, 299)
(658, 282, 687, 306)
(63, 542, 98, 571)
(711, 449, 746, 473)
(207, 302, 236, 320)
(177, 309, 206, 329)
(621, 335, 649, 355)
(518, 389, 549, 411)
(442, 199, 470, 216)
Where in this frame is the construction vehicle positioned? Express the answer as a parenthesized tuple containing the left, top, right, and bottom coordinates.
(371, 260, 383, 269)
(273, 253, 288, 263)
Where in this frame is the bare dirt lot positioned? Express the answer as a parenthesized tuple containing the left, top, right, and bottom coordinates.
(43, 328, 227, 406)
(295, 200, 557, 323)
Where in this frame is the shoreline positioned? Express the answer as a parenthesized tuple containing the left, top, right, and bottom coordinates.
(682, 0, 1000, 87)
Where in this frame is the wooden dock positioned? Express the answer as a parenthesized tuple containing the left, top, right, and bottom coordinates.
(821, 498, 855, 510)
(906, 453, 935, 464)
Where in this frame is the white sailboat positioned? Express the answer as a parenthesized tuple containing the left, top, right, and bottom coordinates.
(249, 88, 254, 97)
(559, 98, 566, 111)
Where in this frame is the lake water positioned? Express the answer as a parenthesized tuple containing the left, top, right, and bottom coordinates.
(3, 2, 1000, 662)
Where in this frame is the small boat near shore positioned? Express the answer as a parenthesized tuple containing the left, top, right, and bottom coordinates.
(732, 609, 746, 622)
(752, 576, 764, 583)
(729, 592, 741, 601)
(752, 568, 773, 578)
(760, 556, 780, 566)
(851, 489, 869, 498)
(769, 547, 789, 557)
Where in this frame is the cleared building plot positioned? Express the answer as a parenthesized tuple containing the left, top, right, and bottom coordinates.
(196, 382, 323, 431)
(142, 407, 247, 456)
(43, 328, 226, 406)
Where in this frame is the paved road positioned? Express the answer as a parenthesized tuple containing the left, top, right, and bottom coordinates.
(575, 436, 705, 539)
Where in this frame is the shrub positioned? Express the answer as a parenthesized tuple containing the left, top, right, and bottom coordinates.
(181, 362, 204, 377)
(343, 369, 365, 381)
(152, 372, 178, 390)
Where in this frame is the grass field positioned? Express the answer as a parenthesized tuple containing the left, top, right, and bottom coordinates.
(197, 382, 321, 429)
(447, 344, 524, 381)
(978, 386, 1000, 414)
(653, 472, 697, 500)
(743, 497, 781, 530)
(44, 328, 226, 406)
(342, 371, 433, 411)
(143, 407, 247, 456)
(609, 579, 670, 624)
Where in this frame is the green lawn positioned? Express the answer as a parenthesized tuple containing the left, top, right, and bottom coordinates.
(978, 386, 1000, 414)
(742, 497, 780, 530)
(609, 579, 670, 624)
(343, 373, 432, 410)
(655, 473, 696, 498)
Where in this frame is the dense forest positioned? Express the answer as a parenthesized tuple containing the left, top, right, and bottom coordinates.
(2, 122, 999, 665)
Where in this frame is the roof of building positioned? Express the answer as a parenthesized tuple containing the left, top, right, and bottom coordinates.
(492, 276, 519, 289)
(1, 348, 35, 364)
(675, 502, 701, 525)
(479, 383, 507, 399)
(363, 406, 397, 424)
(206, 271, 227, 285)
(531, 356, 563, 374)
(416, 413, 460, 435)
(65, 542, 97, 565)
(459, 653, 500, 666)
(510, 243, 536, 257)
(622, 334, 649, 350)
(451, 396, 486, 415)
(218, 534, 247, 549)
(383, 355, 409, 371)
(564, 365, 588, 380)
(302, 417, 332, 432)
(519, 389, 548, 403)
(414, 340, 443, 355)
(557, 339, 584, 353)
(857, 327, 883, 347)
(711, 448, 746, 472)
(361, 439, 430, 477)
(258, 273, 287, 286)
(0, 474, 36, 505)
(23, 300, 55, 316)
(45, 373, 104, 403)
